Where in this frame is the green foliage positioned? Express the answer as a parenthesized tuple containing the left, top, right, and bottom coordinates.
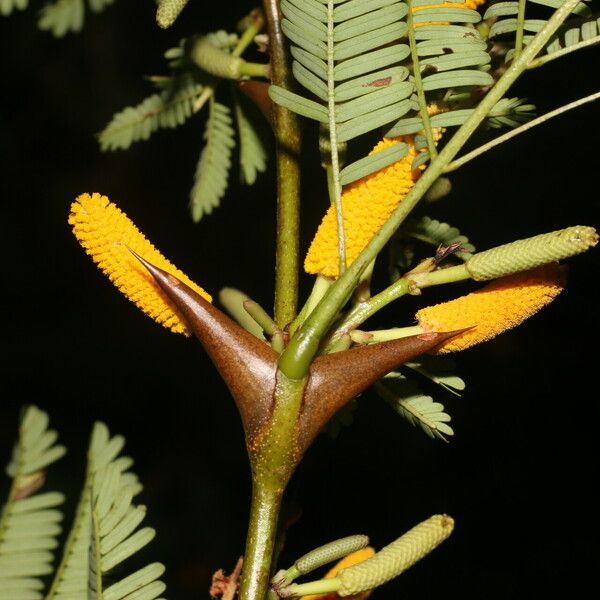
(0, 406, 66, 599)
(484, 0, 596, 60)
(270, 0, 414, 181)
(190, 96, 236, 222)
(0, 0, 28, 16)
(402, 216, 476, 260)
(405, 356, 466, 396)
(0, 408, 165, 600)
(233, 90, 268, 186)
(36, 0, 115, 37)
(375, 372, 456, 441)
(387, 2, 493, 151)
(89, 444, 164, 599)
(546, 15, 600, 54)
(38, 0, 84, 37)
(99, 74, 205, 151)
(486, 96, 536, 127)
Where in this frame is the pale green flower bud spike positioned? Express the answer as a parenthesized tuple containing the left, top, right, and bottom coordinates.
(191, 37, 269, 80)
(156, 0, 189, 29)
(272, 534, 369, 589)
(277, 515, 453, 598)
(466, 226, 598, 281)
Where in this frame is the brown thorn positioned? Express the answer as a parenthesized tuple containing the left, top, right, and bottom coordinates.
(238, 80, 274, 125)
(129, 250, 278, 445)
(297, 330, 464, 454)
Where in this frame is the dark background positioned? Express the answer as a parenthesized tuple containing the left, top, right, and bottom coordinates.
(1, 2, 598, 598)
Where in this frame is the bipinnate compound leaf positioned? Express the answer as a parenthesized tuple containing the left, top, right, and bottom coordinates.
(189, 96, 236, 222)
(0, 406, 66, 599)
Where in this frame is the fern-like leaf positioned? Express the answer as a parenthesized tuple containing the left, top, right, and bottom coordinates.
(45, 423, 139, 600)
(99, 74, 204, 151)
(0, 0, 28, 16)
(402, 215, 476, 259)
(233, 90, 268, 185)
(88, 450, 165, 600)
(0, 406, 66, 599)
(405, 356, 466, 396)
(387, 1, 493, 141)
(485, 0, 594, 60)
(375, 374, 454, 441)
(270, 0, 413, 183)
(38, 0, 84, 37)
(545, 15, 600, 54)
(190, 96, 235, 222)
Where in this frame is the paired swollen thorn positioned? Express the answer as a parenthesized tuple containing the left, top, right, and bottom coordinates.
(129, 251, 459, 461)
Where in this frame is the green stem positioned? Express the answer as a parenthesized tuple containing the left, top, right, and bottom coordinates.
(244, 300, 279, 336)
(327, 0, 347, 276)
(282, 578, 341, 598)
(219, 287, 265, 339)
(288, 275, 333, 337)
(406, 0, 438, 159)
(239, 485, 284, 600)
(527, 35, 600, 69)
(232, 12, 265, 59)
(239, 373, 308, 600)
(514, 0, 528, 60)
(239, 62, 271, 78)
(264, 0, 302, 328)
(323, 264, 470, 353)
(353, 326, 424, 344)
(278, 0, 582, 380)
(445, 91, 600, 173)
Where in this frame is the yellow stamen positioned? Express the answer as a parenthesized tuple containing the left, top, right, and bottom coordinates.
(305, 137, 422, 278)
(69, 193, 211, 336)
(303, 548, 376, 600)
(416, 263, 565, 353)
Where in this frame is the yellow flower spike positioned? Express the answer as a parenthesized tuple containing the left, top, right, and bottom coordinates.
(303, 548, 376, 600)
(69, 193, 212, 336)
(416, 263, 566, 353)
(305, 137, 422, 279)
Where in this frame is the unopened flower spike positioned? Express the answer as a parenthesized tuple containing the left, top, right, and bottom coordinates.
(272, 535, 370, 590)
(417, 263, 566, 353)
(278, 515, 453, 598)
(301, 548, 376, 600)
(69, 192, 211, 336)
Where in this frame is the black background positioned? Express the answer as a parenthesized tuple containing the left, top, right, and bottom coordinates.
(1, 2, 598, 598)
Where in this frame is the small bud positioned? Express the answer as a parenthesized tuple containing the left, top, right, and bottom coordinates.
(466, 226, 597, 281)
(337, 515, 454, 596)
(191, 37, 244, 80)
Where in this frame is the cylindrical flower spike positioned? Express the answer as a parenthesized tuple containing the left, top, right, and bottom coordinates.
(273, 535, 370, 589)
(191, 36, 244, 79)
(417, 263, 565, 353)
(336, 515, 454, 596)
(296, 536, 370, 577)
(465, 226, 597, 281)
(305, 137, 423, 278)
(69, 193, 211, 336)
(304, 548, 376, 600)
(156, 0, 189, 29)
